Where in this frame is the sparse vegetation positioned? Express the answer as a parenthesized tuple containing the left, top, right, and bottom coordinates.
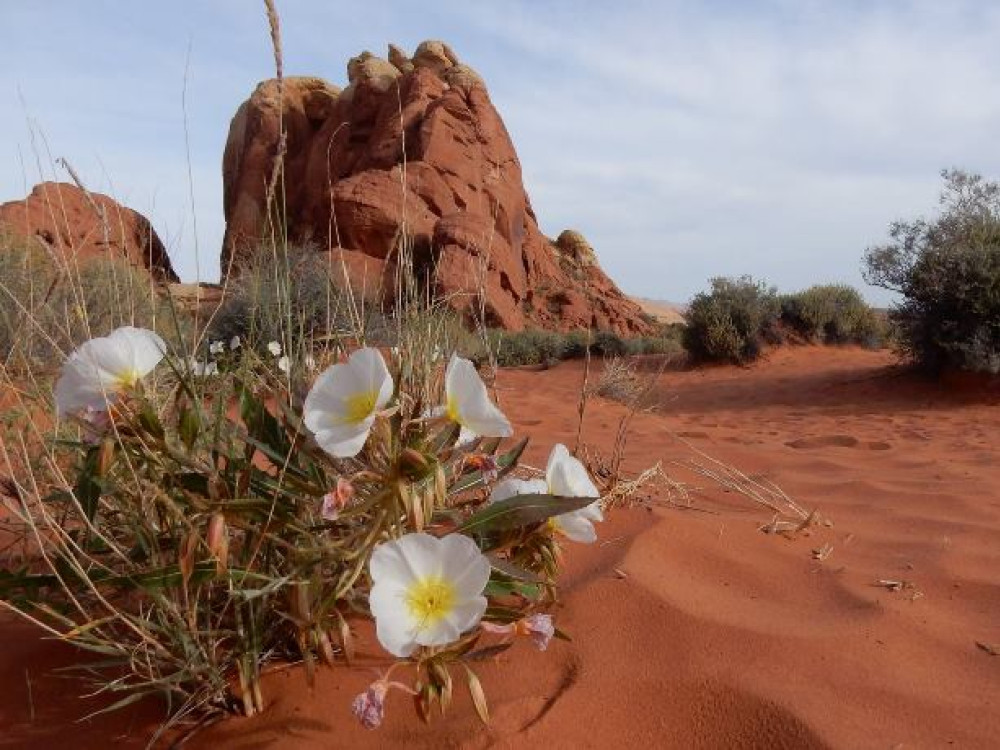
(0, 232, 186, 371)
(864, 168, 1000, 374)
(478, 325, 684, 368)
(207, 245, 387, 358)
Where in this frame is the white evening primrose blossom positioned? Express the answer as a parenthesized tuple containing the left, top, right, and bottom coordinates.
(303, 347, 393, 458)
(267, 340, 282, 357)
(368, 533, 490, 657)
(55, 326, 166, 417)
(209, 340, 225, 355)
(230, 335, 242, 351)
(488, 443, 603, 543)
(444, 354, 512, 438)
(277, 355, 291, 374)
(186, 357, 218, 378)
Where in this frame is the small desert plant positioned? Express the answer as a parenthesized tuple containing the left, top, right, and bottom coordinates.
(780, 284, 885, 347)
(683, 276, 780, 364)
(0, 323, 606, 738)
(864, 168, 1000, 373)
(591, 356, 644, 403)
(207, 245, 387, 362)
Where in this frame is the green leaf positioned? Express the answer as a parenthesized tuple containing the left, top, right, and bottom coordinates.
(137, 403, 165, 440)
(455, 493, 595, 536)
(449, 436, 528, 495)
(178, 403, 201, 451)
(75, 446, 103, 521)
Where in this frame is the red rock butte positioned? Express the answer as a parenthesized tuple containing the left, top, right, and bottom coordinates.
(0, 182, 177, 283)
(221, 41, 652, 335)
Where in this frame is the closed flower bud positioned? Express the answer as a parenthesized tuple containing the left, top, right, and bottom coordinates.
(398, 447, 431, 478)
(207, 512, 228, 574)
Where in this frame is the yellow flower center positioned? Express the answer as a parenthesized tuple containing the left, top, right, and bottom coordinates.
(342, 390, 378, 425)
(445, 395, 463, 425)
(114, 368, 142, 389)
(405, 575, 456, 627)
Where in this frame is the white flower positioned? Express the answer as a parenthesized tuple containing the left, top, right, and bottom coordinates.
(488, 443, 603, 543)
(230, 335, 242, 351)
(368, 533, 490, 657)
(186, 357, 218, 378)
(277, 355, 291, 373)
(443, 354, 512, 438)
(209, 340, 225, 355)
(267, 340, 282, 357)
(55, 326, 166, 417)
(304, 354, 317, 372)
(303, 347, 393, 458)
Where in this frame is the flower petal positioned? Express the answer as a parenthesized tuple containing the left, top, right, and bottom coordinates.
(313, 417, 374, 459)
(438, 534, 491, 597)
(489, 478, 547, 504)
(546, 443, 600, 498)
(552, 511, 598, 543)
(445, 355, 512, 437)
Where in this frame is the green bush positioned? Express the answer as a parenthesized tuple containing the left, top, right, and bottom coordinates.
(683, 276, 780, 364)
(863, 169, 1000, 373)
(780, 284, 884, 347)
(0, 231, 185, 370)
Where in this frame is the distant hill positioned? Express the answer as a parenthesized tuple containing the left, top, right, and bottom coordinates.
(634, 297, 686, 325)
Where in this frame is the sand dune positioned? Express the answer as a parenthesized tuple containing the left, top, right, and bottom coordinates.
(3, 346, 999, 748)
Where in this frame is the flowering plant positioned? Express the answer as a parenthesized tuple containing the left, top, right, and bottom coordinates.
(0, 326, 604, 733)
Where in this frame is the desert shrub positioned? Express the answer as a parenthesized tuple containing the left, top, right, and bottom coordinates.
(208, 245, 387, 358)
(863, 169, 1000, 373)
(591, 356, 644, 403)
(624, 324, 685, 356)
(590, 330, 628, 358)
(683, 276, 780, 364)
(780, 284, 885, 347)
(0, 234, 186, 371)
(487, 329, 567, 367)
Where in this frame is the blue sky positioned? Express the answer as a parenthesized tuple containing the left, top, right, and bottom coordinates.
(3, 1, 1000, 305)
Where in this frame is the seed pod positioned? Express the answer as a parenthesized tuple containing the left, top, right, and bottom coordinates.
(95, 436, 115, 477)
(399, 447, 431, 478)
(206, 512, 228, 575)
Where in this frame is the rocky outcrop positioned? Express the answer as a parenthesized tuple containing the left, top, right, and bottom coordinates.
(221, 42, 651, 335)
(0, 182, 177, 282)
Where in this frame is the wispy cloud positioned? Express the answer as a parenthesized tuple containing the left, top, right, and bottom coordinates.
(2, 1, 1000, 304)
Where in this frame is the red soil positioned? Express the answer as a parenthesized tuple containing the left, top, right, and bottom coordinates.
(2, 346, 999, 748)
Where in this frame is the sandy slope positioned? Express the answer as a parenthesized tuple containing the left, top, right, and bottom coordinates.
(2, 347, 998, 748)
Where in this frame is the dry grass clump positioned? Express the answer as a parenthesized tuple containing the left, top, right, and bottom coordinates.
(0, 236, 186, 373)
(590, 356, 644, 403)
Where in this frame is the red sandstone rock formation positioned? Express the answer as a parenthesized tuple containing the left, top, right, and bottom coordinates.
(221, 42, 651, 335)
(0, 182, 177, 282)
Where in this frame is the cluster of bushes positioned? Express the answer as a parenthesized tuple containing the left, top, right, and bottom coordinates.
(480, 325, 684, 368)
(864, 169, 1000, 374)
(683, 276, 884, 365)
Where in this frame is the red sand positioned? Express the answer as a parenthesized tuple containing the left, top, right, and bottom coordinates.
(3, 346, 999, 748)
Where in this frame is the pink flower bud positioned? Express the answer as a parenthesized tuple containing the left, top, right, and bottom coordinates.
(516, 613, 555, 651)
(321, 477, 355, 521)
(352, 680, 389, 730)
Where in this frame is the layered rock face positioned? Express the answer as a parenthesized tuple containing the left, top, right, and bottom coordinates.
(0, 182, 177, 282)
(222, 41, 651, 334)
